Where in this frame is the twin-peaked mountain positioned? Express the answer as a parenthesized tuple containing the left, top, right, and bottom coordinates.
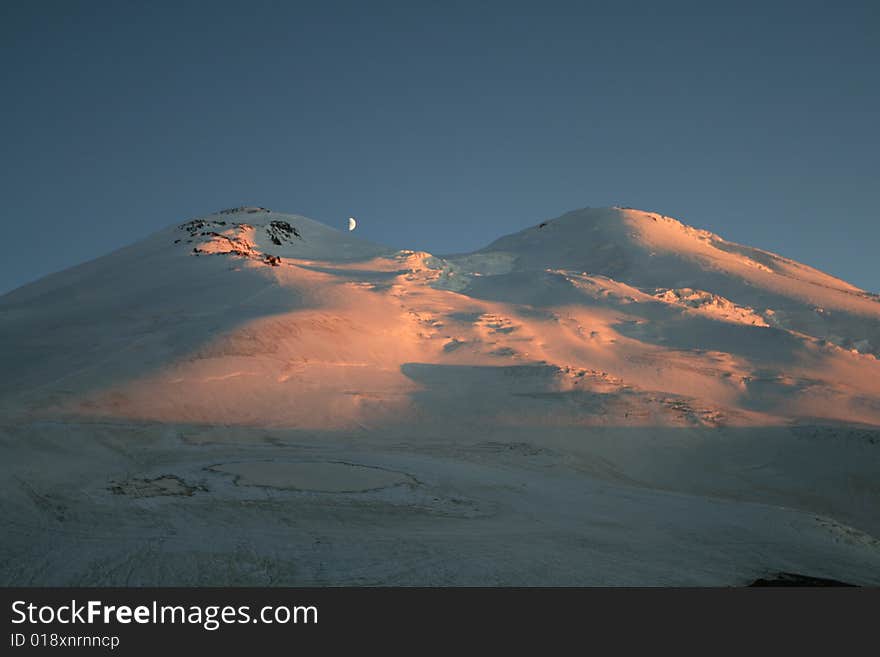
(2, 205, 879, 430)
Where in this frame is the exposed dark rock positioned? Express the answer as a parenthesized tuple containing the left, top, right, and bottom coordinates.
(216, 206, 270, 215)
(266, 220, 302, 246)
(109, 475, 206, 498)
(179, 218, 227, 237)
(748, 572, 857, 587)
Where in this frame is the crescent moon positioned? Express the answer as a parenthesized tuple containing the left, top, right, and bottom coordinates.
(348, 217, 357, 231)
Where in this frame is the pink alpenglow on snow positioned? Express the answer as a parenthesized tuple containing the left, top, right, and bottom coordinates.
(3, 206, 875, 429)
(2, 206, 879, 586)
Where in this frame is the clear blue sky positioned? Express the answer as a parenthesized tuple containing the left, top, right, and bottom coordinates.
(1, 0, 877, 294)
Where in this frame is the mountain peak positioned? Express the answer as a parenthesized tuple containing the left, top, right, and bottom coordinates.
(173, 208, 388, 263)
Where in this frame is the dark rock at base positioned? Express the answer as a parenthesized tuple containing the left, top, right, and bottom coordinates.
(109, 475, 206, 498)
(748, 572, 857, 587)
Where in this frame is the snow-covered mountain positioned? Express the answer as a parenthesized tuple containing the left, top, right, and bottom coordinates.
(3, 205, 878, 428)
(1, 206, 879, 586)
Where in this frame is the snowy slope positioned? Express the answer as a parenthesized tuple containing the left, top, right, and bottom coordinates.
(0, 207, 390, 416)
(1, 205, 879, 586)
(448, 207, 880, 352)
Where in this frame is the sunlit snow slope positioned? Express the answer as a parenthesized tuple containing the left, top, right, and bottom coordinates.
(2, 205, 879, 429)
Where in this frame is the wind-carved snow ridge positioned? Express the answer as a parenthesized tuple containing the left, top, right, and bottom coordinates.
(653, 288, 769, 327)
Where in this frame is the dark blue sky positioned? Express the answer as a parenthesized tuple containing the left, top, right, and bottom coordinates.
(2, 0, 877, 294)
